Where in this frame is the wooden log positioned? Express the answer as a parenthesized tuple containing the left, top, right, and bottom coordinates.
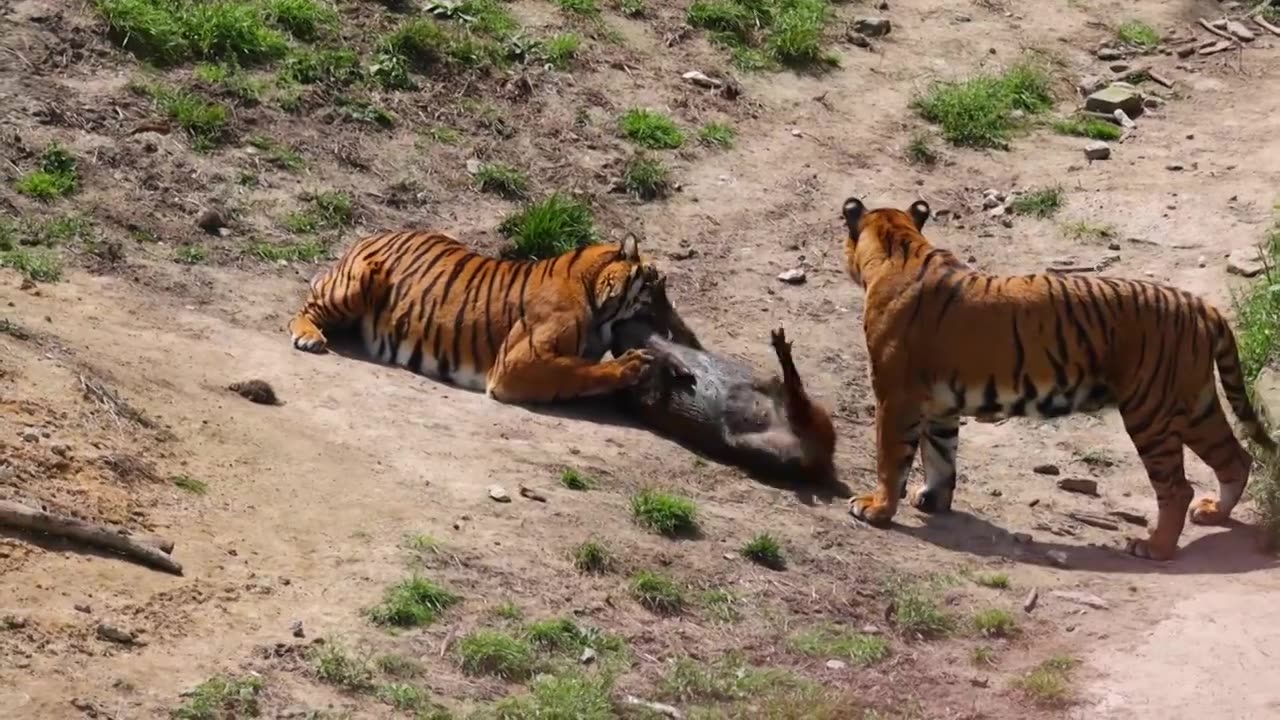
(1198, 17, 1237, 41)
(1256, 15, 1280, 37)
(0, 500, 183, 575)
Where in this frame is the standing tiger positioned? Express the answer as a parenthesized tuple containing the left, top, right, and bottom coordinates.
(839, 196, 1276, 561)
(287, 230, 670, 403)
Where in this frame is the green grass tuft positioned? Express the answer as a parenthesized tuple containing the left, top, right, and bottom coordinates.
(913, 61, 1054, 148)
(1014, 656, 1077, 706)
(889, 579, 955, 638)
(264, 0, 338, 40)
(559, 468, 594, 490)
(310, 641, 374, 691)
(1052, 116, 1122, 141)
(740, 532, 785, 570)
(629, 570, 684, 614)
(1060, 220, 1116, 243)
(906, 131, 939, 165)
(456, 629, 535, 679)
(572, 539, 614, 574)
(540, 33, 581, 69)
(141, 85, 230, 151)
(766, 0, 835, 68)
(247, 135, 304, 170)
(555, 0, 599, 16)
(498, 192, 597, 260)
(972, 645, 997, 666)
(701, 589, 742, 623)
(0, 248, 63, 282)
(367, 575, 460, 628)
(284, 191, 354, 233)
(790, 624, 890, 666)
(698, 121, 736, 148)
(172, 674, 263, 720)
(374, 653, 422, 678)
(630, 488, 698, 537)
(474, 162, 529, 199)
(1115, 20, 1160, 51)
(175, 245, 208, 265)
(619, 108, 684, 149)
(972, 608, 1018, 638)
(973, 572, 1010, 589)
(493, 601, 523, 621)
(622, 154, 670, 201)
(15, 143, 78, 200)
(1008, 186, 1064, 218)
(381, 18, 452, 69)
(248, 240, 327, 263)
(282, 48, 362, 86)
(98, 0, 293, 65)
(171, 474, 208, 494)
(618, 0, 646, 16)
(489, 671, 614, 719)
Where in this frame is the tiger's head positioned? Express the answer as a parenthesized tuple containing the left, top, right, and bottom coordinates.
(580, 234, 672, 356)
(840, 196, 931, 288)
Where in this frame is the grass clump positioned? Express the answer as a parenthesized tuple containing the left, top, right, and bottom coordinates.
(489, 671, 613, 720)
(310, 642, 374, 691)
(281, 48, 362, 86)
(888, 578, 955, 639)
(263, 0, 338, 40)
(555, 0, 599, 16)
(701, 589, 742, 623)
(790, 624, 890, 667)
(1060, 220, 1116, 243)
(97, 0, 291, 66)
(498, 192, 597, 260)
(972, 645, 997, 666)
(493, 602, 523, 621)
(1115, 20, 1160, 51)
(619, 108, 684, 149)
(906, 131, 939, 166)
(457, 629, 535, 680)
(193, 63, 265, 104)
(474, 162, 529, 199)
(630, 488, 698, 537)
(375, 653, 422, 678)
(171, 474, 208, 494)
(539, 33, 581, 69)
(248, 240, 327, 263)
(629, 570, 683, 614)
(686, 0, 836, 71)
(660, 654, 852, 716)
(698, 121, 736, 148)
(175, 245, 208, 265)
(139, 85, 230, 151)
(973, 572, 1010, 589)
(766, 0, 836, 68)
(247, 135, 304, 170)
(1008, 186, 1064, 218)
(559, 468, 595, 491)
(972, 608, 1018, 638)
(571, 539, 614, 574)
(1014, 656, 1077, 706)
(913, 61, 1054, 149)
(622, 154, 670, 201)
(0, 248, 62, 282)
(380, 18, 451, 69)
(618, 0, 646, 16)
(367, 575, 460, 628)
(284, 191, 354, 234)
(740, 532, 785, 570)
(171, 674, 263, 720)
(15, 143, 78, 200)
(376, 683, 437, 713)
(1052, 116, 1123, 141)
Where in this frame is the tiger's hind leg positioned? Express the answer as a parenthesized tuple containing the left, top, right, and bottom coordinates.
(849, 402, 921, 526)
(288, 257, 382, 353)
(1122, 409, 1193, 561)
(1183, 390, 1253, 526)
(911, 415, 960, 513)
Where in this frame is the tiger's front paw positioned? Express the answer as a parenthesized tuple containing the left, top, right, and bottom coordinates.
(617, 348, 656, 386)
(848, 494, 895, 527)
(1124, 536, 1177, 561)
(289, 322, 328, 353)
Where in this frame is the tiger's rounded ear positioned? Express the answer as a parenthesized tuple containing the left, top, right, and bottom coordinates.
(841, 197, 865, 235)
(619, 233, 641, 261)
(909, 200, 930, 230)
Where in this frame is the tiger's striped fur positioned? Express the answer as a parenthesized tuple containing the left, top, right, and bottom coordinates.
(287, 230, 663, 404)
(839, 196, 1276, 561)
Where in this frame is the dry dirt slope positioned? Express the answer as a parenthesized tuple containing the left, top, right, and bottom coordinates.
(3, 0, 1280, 717)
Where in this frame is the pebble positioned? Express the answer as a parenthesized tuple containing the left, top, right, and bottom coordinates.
(1046, 550, 1071, 568)
(74, 603, 92, 614)
(1023, 588, 1039, 613)
(1227, 247, 1265, 278)
(1113, 109, 1136, 129)
(1012, 532, 1033, 544)
(465, 159, 483, 174)
(580, 647, 597, 664)
(1225, 20, 1256, 42)
(982, 195, 1002, 209)
(1109, 62, 1131, 73)
(1032, 463, 1060, 476)
(1050, 590, 1109, 609)
(826, 659, 848, 670)
(1077, 75, 1107, 95)
(1166, 161, 1184, 171)
(1096, 47, 1125, 60)
(20, 428, 40, 443)
(291, 620, 305, 638)
(1197, 255, 1207, 268)
(1109, 510, 1148, 527)
(681, 70, 722, 89)
(777, 268, 806, 284)
(1056, 477, 1099, 496)
(1068, 512, 1119, 531)
(96, 623, 136, 644)
(1107, 240, 1122, 251)
(519, 486, 547, 502)
(1084, 141, 1111, 161)
(853, 17, 892, 37)
(488, 486, 511, 503)
(846, 31, 871, 48)
(51, 443, 71, 457)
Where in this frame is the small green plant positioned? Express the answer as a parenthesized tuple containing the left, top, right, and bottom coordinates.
(1115, 20, 1160, 51)
(629, 570, 683, 614)
(0, 248, 62, 282)
(489, 671, 614, 719)
(367, 575, 460, 627)
(310, 641, 374, 690)
(494, 601, 523, 621)
(540, 33, 581, 69)
(422, 126, 462, 145)
(630, 488, 698, 537)
(572, 539, 614, 574)
(248, 240, 327, 263)
(1060, 220, 1116, 243)
(1052, 116, 1123, 141)
(97, 0, 290, 66)
(1014, 656, 1077, 706)
(698, 121, 736, 148)
(622, 154, 670, 201)
(973, 572, 1010, 589)
(701, 589, 742, 623)
(247, 135, 304, 170)
(972, 608, 1018, 638)
(618, 0, 645, 16)
(766, 0, 834, 68)
(686, 0, 753, 40)
(619, 108, 684, 149)
(381, 18, 451, 69)
(171, 474, 208, 495)
(375, 653, 422, 678)
(282, 48, 362, 86)
(889, 580, 955, 638)
(264, 0, 338, 40)
(193, 63, 264, 104)
(96, 0, 191, 64)
(474, 162, 529, 199)
(335, 96, 395, 128)
(972, 645, 997, 666)
(559, 468, 594, 490)
(284, 191, 354, 234)
(457, 629, 535, 679)
(404, 533, 440, 553)
(376, 682, 434, 712)
(175, 245, 208, 265)
(790, 624, 890, 667)
(555, 0, 599, 16)
(142, 85, 230, 151)
(15, 143, 78, 200)
(29, 215, 93, 246)
(498, 192, 598, 259)
(522, 617, 624, 657)
(171, 674, 263, 720)
(913, 61, 1054, 149)
(740, 532, 785, 570)
(1008, 186, 1064, 218)
(906, 131, 938, 166)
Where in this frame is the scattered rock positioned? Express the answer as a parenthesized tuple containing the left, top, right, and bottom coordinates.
(1107, 240, 1122, 251)
(1113, 108, 1136, 129)
(825, 659, 848, 670)
(970, 676, 990, 688)
(465, 158, 483, 175)
(1046, 550, 1070, 568)
(875, 0, 888, 9)
(1084, 141, 1111, 161)
(1023, 587, 1039, 613)
(1050, 590, 1109, 609)
(51, 442, 71, 457)
(1143, 96, 1164, 110)
(681, 70, 722, 89)
(1077, 75, 1107, 95)
(988, 488, 1003, 497)
(291, 620, 305, 638)
(853, 17, 891, 37)
(777, 268, 807, 284)
(1227, 247, 1265, 278)
(580, 647, 597, 664)
(20, 428, 40, 443)
(74, 603, 92, 614)
(1165, 161, 1185, 172)
(668, 247, 697, 261)
(519, 486, 547, 502)
(1056, 478, 1099, 496)
(1096, 47, 1125, 61)
(1068, 512, 1120, 531)
(1032, 463, 1060, 476)
(196, 208, 227, 234)
(488, 486, 511, 503)
(1012, 532, 1033, 544)
(96, 623, 136, 644)
(1225, 20, 1256, 42)
(229, 379, 282, 406)
(2, 615, 28, 629)
(1085, 83, 1144, 117)
(982, 195, 1002, 209)
(859, 623, 881, 634)
(1028, 498, 1041, 508)
(845, 30, 871, 48)
(1109, 510, 1147, 527)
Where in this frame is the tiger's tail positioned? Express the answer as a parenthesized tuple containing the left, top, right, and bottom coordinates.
(1212, 312, 1278, 454)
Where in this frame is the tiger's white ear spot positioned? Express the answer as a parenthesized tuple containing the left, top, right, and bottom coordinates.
(620, 234, 640, 261)
(909, 200, 930, 231)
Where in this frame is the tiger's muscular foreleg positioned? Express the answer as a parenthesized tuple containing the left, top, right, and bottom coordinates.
(487, 317, 654, 403)
(288, 256, 384, 353)
(849, 401, 921, 526)
(912, 415, 960, 513)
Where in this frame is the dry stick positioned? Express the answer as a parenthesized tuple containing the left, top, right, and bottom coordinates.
(1256, 15, 1280, 37)
(1198, 17, 1238, 40)
(0, 500, 183, 575)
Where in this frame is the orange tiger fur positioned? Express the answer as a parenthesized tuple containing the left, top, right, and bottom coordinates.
(287, 230, 664, 403)
(839, 196, 1276, 561)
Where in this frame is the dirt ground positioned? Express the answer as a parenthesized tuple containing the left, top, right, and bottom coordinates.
(3, 0, 1280, 717)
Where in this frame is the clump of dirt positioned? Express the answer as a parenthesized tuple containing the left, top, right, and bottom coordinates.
(228, 379, 282, 406)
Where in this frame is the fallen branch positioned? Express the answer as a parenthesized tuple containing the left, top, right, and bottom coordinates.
(0, 499, 183, 575)
(1256, 15, 1280, 37)
(622, 696, 683, 719)
(1198, 17, 1237, 40)
(1115, 65, 1175, 89)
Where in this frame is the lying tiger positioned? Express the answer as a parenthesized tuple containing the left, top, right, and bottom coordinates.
(839, 196, 1276, 561)
(287, 230, 684, 403)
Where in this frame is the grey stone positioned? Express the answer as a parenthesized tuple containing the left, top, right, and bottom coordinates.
(20, 428, 39, 443)
(1225, 20, 1256, 42)
(74, 603, 92, 614)
(777, 268, 806, 284)
(1084, 141, 1111, 161)
(845, 30, 871, 48)
(1033, 464, 1060, 476)
(1046, 550, 1071, 568)
(1254, 367, 1280, 435)
(853, 17, 891, 37)
(1077, 75, 1107, 95)
(1057, 477, 1099, 496)
(1050, 590, 1109, 609)
(681, 71, 722, 89)
(96, 623, 135, 644)
(1085, 83, 1144, 117)
(1113, 109, 1136, 129)
(195, 208, 226, 234)
(291, 619, 305, 638)
(1096, 47, 1125, 60)
(1227, 247, 1265, 277)
(1023, 588, 1039, 613)
(825, 659, 848, 670)
(488, 485, 511, 502)
(580, 647, 597, 664)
